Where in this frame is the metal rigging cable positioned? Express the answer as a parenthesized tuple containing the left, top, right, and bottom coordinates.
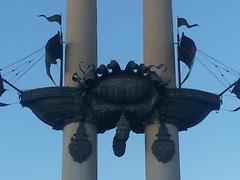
(197, 52, 239, 78)
(0, 46, 44, 71)
(200, 55, 232, 86)
(2, 48, 45, 78)
(12, 54, 45, 84)
(195, 56, 229, 89)
(197, 49, 240, 76)
(8, 51, 45, 82)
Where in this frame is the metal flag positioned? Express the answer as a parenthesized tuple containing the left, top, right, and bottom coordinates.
(178, 33, 197, 69)
(178, 33, 197, 84)
(218, 78, 240, 112)
(178, 17, 199, 28)
(45, 32, 63, 85)
(230, 81, 240, 110)
(0, 73, 6, 97)
(0, 74, 10, 107)
(38, 14, 61, 25)
(231, 107, 240, 112)
(0, 102, 9, 107)
(232, 79, 240, 99)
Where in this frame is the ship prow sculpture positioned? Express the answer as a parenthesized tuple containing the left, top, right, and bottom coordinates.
(1, 1, 239, 180)
(20, 59, 220, 163)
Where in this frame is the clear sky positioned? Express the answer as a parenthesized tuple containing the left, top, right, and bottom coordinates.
(0, 0, 240, 180)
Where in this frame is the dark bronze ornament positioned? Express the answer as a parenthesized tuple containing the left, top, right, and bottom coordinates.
(151, 123, 175, 163)
(70, 60, 169, 159)
(112, 114, 130, 157)
(69, 60, 170, 133)
(20, 60, 221, 162)
(68, 122, 92, 163)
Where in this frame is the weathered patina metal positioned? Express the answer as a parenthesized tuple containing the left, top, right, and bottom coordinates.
(70, 60, 169, 135)
(112, 114, 130, 157)
(68, 122, 92, 163)
(20, 87, 220, 132)
(20, 87, 83, 129)
(151, 123, 175, 163)
(20, 60, 221, 163)
(164, 88, 220, 131)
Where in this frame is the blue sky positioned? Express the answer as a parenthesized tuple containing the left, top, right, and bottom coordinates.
(0, 0, 240, 180)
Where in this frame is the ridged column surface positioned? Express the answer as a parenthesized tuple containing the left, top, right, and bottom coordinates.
(144, 0, 180, 180)
(62, 1, 97, 180)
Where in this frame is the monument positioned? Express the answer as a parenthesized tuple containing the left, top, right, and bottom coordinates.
(19, 1, 220, 180)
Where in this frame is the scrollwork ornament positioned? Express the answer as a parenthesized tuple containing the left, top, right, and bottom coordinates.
(68, 122, 92, 163)
(151, 123, 175, 163)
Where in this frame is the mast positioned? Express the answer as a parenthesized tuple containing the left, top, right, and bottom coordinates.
(60, 13, 63, 87)
(177, 25, 182, 89)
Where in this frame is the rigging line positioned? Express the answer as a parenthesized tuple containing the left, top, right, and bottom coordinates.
(197, 49, 240, 75)
(14, 48, 44, 70)
(214, 64, 239, 77)
(219, 106, 240, 112)
(2, 60, 32, 76)
(219, 108, 234, 112)
(8, 102, 20, 105)
(8, 63, 33, 82)
(8, 51, 45, 82)
(197, 52, 240, 77)
(12, 50, 44, 74)
(181, 64, 187, 78)
(12, 54, 45, 84)
(223, 94, 237, 98)
(4, 88, 15, 91)
(196, 57, 229, 89)
(2, 51, 43, 77)
(197, 51, 239, 77)
(2, 69, 18, 77)
(0, 102, 20, 106)
(213, 65, 231, 86)
(0, 46, 44, 71)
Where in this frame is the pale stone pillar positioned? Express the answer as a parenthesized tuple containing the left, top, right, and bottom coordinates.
(143, 0, 175, 87)
(62, 1, 97, 180)
(144, 0, 180, 180)
(65, 0, 97, 86)
(62, 123, 97, 180)
(145, 122, 180, 180)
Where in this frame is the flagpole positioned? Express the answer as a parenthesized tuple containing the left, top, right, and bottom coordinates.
(177, 17, 182, 88)
(60, 13, 63, 87)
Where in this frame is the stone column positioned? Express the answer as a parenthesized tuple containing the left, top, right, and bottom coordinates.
(145, 123, 180, 180)
(143, 0, 175, 86)
(143, 0, 180, 180)
(62, 1, 97, 180)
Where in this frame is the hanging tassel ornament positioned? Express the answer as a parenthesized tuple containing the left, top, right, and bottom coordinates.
(151, 123, 175, 163)
(112, 113, 130, 157)
(68, 122, 92, 163)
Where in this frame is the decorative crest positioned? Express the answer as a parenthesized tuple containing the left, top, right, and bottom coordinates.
(68, 122, 92, 163)
(151, 123, 175, 163)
